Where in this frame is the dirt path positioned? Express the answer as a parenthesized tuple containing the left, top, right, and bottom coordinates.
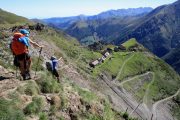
(101, 74, 148, 119)
(0, 66, 22, 97)
(143, 72, 154, 105)
(119, 72, 152, 86)
(152, 89, 180, 120)
(114, 54, 135, 81)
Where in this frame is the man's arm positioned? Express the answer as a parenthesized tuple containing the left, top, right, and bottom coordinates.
(58, 57, 62, 61)
(29, 38, 43, 48)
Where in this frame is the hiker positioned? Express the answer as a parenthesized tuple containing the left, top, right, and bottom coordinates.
(49, 56, 62, 81)
(11, 28, 43, 80)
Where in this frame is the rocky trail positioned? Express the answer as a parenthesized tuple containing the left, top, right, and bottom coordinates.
(0, 66, 22, 97)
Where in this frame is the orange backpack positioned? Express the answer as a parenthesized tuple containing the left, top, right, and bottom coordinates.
(11, 32, 28, 55)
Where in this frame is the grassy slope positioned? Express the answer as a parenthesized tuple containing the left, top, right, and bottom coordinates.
(0, 9, 179, 117)
(172, 92, 180, 120)
(92, 39, 180, 103)
(0, 9, 31, 24)
(0, 26, 125, 119)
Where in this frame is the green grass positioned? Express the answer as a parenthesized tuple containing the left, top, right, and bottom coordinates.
(172, 93, 180, 120)
(31, 56, 44, 71)
(92, 48, 180, 103)
(37, 29, 102, 81)
(122, 38, 137, 49)
(123, 73, 153, 101)
(103, 101, 116, 120)
(73, 84, 98, 103)
(119, 52, 153, 80)
(39, 112, 48, 120)
(0, 8, 31, 24)
(37, 72, 62, 93)
(17, 81, 40, 96)
(24, 96, 44, 115)
(0, 98, 25, 120)
(93, 52, 130, 77)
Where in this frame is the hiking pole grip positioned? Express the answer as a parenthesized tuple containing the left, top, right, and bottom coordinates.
(34, 47, 43, 77)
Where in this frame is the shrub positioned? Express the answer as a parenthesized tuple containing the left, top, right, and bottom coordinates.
(37, 72, 62, 93)
(0, 98, 25, 120)
(24, 81, 40, 96)
(122, 112, 129, 120)
(39, 112, 48, 120)
(31, 56, 44, 71)
(24, 96, 43, 115)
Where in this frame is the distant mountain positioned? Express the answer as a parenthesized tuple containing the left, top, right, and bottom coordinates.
(1, 8, 180, 120)
(114, 0, 180, 57)
(0, 8, 31, 24)
(95, 7, 153, 19)
(163, 46, 180, 74)
(42, 7, 153, 30)
(42, 15, 87, 29)
(52, 1, 180, 73)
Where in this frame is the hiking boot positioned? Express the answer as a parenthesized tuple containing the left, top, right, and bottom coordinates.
(25, 72, 31, 80)
(22, 74, 26, 80)
(22, 72, 31, 80)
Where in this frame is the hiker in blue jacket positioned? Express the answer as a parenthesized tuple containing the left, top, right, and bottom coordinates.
(50, 56, 62, 81)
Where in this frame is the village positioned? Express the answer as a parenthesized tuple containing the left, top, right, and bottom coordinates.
(89, 44, 127, 68)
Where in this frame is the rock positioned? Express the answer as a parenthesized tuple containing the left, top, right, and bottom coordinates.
(51, 95, 61, 109)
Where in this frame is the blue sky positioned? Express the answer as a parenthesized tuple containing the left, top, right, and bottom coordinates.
(0, 0, 177, 18)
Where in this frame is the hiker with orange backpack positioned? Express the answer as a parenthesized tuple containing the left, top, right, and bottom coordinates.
(11, 29, 43, 80)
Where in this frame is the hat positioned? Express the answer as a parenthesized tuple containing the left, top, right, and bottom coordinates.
(20, 29, 29, 36)
(50, 56, 56, 60)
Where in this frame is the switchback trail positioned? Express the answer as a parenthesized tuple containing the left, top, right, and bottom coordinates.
(101, 74, 147, 120)
(152, 89, 180, 120)
(119, 72, 152, 86)
(143, 72, 154, 105)
(114, 54, 135, 82)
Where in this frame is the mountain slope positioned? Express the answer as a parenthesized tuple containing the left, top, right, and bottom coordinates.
(0, 8, 31, 24)
(57, 1, 180, 73)
(92, 39, 180, 120)
(0, 10, 180, 120)
(114, 0, 180, 57)
(163, 46, 180, 74)
(42, 7, 153, 30)
(0, 26, 125, 120)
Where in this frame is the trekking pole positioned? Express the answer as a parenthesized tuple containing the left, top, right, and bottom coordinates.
(34, 47, 42, 77)
(16, 66, 18, 78)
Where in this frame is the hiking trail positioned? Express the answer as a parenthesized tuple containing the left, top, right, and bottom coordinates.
(152, 89, 180, 120)
(143, 72, 154, 105)
(113, 54, 135, 82)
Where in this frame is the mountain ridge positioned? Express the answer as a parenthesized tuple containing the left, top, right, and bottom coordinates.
(0, 7, 180, 120)
(42, 7, 153, 30)
(49, 1, 180, 74)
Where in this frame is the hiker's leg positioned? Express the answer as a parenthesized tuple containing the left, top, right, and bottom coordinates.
(25, 53, 31, 79)
(19, 60, 25, 76)
(16, 54, 26, 77)
(53, 69, 60, 82)
(26, 53, 31, 73)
